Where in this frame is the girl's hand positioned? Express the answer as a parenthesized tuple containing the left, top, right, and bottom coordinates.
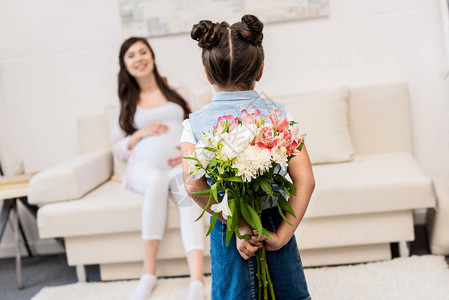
(168, 146, 182, 167)
(141, 122, 169, 137)
(253, 230, 286, 252)
(236, 223, 262, 260)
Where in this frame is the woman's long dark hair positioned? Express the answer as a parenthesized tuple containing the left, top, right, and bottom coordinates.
(118, 37, 191, 135)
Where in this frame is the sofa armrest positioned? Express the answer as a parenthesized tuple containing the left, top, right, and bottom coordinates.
(28, 150, 113, 205)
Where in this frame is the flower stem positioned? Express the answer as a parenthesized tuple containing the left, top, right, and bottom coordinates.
(256, 250, 262, 300)
(258, 245, 270, 300)
(262, 246, 275, 299)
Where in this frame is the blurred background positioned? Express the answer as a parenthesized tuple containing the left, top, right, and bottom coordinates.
(0, 0, 448, 288)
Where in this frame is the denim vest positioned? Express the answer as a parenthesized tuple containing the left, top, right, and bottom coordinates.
(189, 90, 287, 143)
(189, 90, 288, 209)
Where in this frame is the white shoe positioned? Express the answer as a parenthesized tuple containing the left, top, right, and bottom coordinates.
(186, 280, 205, 300)
(129, 274, 157, 300)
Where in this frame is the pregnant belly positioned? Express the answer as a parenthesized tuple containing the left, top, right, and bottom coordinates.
(133, 124, 182, 169)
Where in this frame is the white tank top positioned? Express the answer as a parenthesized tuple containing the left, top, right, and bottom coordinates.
(132, 102, 184, 170)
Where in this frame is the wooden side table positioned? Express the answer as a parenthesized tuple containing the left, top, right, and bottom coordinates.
(0, 174, 37, 290)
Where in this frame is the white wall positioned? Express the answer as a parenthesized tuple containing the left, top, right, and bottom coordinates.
(0, 0, 448, 257)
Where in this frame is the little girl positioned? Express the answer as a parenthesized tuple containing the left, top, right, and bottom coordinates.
(180, 15, 315, 300)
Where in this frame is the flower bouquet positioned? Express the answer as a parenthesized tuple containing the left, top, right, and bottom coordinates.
(185, 107, 305, 300)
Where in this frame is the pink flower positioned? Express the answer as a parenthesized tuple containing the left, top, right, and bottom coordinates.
(266, 109, 289, 133)
(254, 126, 279, 151)
(214, 115, 236, 133)
(279, 130, 304, 156)
(238, 106, 262, 126)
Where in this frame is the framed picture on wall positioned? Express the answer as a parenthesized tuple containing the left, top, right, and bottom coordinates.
(119, 0, 330, 38)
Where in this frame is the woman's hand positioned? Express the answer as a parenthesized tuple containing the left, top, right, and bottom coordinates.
(168, 146, 182, 167)
(141, 122, 169, 137)
(236, 223, 262, 260)
(253, 230, 286, 252)
(128, 122, 168, 150)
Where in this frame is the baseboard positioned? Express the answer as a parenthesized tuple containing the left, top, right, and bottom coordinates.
(0, 239, 65, 259)
(100, 257, 212, 281)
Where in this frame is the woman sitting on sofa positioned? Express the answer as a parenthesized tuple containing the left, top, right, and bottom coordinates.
(111, 37, 205, 300)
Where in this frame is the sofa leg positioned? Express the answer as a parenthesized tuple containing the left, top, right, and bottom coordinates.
(76, 265, 87, 282)
(398, 241, 410, 257)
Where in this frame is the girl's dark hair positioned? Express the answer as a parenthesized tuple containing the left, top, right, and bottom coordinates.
(118, 37, 191, 135)
(191, 15, 264, 90)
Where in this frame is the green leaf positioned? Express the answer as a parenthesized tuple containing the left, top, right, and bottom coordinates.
(282, 178, 297, 196)
(277, 196, 297, 219)
(209, 159, 225, 164)
(207, 161, 218, 168)
(252, 179, 261, 192)
(246, 204, 263, 238)
(276, 184, 291, 198)
(240, 199, 256, 228)
(260, 180, 273, 196)
(226, 189, 236, 198)
(277, 204, 294, 226)
(226, 198, 234, 228)
(183, 156, 201, 162)
(235, 230, 251, 240)
(191, 188, 211, 195)
(206, 212, 219, 236)
(195, 193, 212, 222)
(209, 171, 220, 179)
(223, 176, 244, 182)
(225, 227, 233, 246)
(211, 183, 218, 203)
(297, 140, 304, 151)
(201, 146, 217, 152)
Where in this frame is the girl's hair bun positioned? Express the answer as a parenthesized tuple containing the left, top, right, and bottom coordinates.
(191, 20, 223, 49)
(239, 15, 264, 45)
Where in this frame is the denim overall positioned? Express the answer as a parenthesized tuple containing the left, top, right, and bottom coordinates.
(189, 90, 311, 300)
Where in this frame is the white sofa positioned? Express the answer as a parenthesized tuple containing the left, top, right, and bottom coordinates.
(28, 82, 436, 281)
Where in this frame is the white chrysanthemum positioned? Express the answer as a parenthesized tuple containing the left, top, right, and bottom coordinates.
(272, 146, 288, 171)
(219, 124, 254, 160)
(233, 146, 272, 182)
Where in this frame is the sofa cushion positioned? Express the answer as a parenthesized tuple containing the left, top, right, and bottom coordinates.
(28, 150, 113, 205)
(104, 105, 127, 183)
(37, 181, 208, 238)
(348, 82, 413, 155)
(306, 152, 435, 218)
(276, 87, 355, 165)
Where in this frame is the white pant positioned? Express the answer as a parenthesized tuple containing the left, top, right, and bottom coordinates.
(128, 163, 204, 253)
